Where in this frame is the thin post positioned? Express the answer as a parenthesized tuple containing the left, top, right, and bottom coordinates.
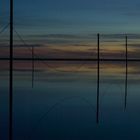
(32, 45, 34, 88)
(125, 35, 128, 110)
(96, 33, 100, 124)
(1, 1, 5, 29)
(9, 0, 13, 140)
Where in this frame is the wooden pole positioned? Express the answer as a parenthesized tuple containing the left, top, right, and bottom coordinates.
(9, 0, 13, 139)
(96, 33, 100, 124)
(32, 45, 34, 88)
(125, 35, 128, 110)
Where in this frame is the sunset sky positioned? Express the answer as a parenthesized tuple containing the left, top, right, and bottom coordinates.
(1, 0, 140, 75)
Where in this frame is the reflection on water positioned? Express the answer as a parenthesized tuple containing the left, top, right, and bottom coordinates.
(1, 61, 140, 140)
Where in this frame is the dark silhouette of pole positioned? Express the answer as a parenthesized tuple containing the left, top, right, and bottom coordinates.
(32, 45, 34, 88)
(9, 0, 13, 140)
(96, 33, 100, 124)
(125, 35, 128, 110)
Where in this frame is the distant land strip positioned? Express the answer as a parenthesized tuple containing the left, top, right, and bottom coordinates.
(0, 58, 140, 61)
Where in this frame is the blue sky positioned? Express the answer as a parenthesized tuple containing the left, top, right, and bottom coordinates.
(1, 0, 140, 34)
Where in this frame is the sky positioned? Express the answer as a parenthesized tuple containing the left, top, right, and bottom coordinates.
(1, 0, 140, 34)
(1, 0, 140, 75)
(14, 0, 140, 34)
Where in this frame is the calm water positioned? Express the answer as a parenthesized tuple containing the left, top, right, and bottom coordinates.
(1, 61, 140, 140)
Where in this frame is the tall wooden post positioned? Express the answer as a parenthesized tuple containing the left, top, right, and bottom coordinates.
(9, 0, 13, 140)
(96, 33, 100, 124)
(125, 35, 128, 110)
(32, 45, 34, 88)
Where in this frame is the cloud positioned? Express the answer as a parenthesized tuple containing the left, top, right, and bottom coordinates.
(129, 44, 140, 48)
(31, 33, 97, 40)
